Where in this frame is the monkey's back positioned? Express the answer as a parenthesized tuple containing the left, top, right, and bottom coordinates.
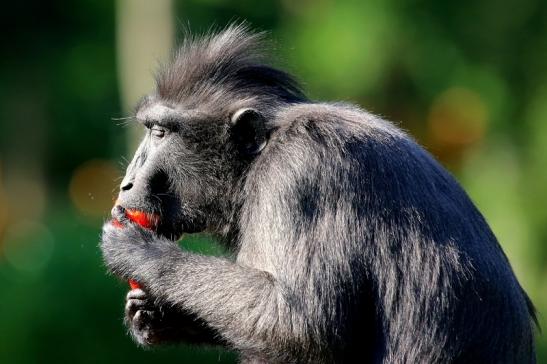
(238, 102, 536, 363)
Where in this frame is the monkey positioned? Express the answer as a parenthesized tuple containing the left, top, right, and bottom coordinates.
(100, 25, 537, 363)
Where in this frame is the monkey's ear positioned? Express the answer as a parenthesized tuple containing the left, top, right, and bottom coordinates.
(230, 108, 268, 155)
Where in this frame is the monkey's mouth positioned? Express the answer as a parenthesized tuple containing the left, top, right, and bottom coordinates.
(112, 205, 184, 242)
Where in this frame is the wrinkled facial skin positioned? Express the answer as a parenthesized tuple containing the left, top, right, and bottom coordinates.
(116, 100, 242, 241)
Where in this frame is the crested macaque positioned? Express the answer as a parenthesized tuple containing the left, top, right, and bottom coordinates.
(100, 25, 536, 363)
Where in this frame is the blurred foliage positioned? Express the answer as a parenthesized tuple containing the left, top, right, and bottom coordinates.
(0, 0, 546, 363)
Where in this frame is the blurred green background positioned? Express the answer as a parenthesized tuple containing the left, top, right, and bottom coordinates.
(1, 0, 546, 362)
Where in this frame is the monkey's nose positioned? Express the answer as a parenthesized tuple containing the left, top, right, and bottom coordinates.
(120, 181, 133, 191)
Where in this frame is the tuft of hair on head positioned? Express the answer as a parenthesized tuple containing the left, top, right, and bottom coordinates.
(155, 23, 307, 108)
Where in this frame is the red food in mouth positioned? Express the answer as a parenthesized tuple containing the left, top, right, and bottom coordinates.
(125, 209, 160, 230)
(128, 279, 141, 290)
(111, 208, 160, 230)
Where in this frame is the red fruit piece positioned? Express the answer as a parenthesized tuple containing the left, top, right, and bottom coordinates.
(128, 279, 142, 290)
(125, 209, 160, 230)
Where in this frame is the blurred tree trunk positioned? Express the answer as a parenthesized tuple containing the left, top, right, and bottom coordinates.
(116, 0, 174, 152)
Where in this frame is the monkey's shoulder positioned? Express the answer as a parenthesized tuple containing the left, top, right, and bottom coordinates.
(272, 102, 408, 141)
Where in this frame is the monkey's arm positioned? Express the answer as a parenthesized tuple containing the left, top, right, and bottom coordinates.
(101, 221, 318, 359)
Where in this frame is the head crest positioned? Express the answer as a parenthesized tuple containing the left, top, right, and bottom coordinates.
(155, 24, 307, 108)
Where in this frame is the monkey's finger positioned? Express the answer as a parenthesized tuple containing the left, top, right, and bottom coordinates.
(133, 310, 156, 331)
(127, 288, 147, 300)
(126, 299, 153, 319)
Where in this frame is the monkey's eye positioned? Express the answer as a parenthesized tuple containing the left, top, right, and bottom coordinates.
(151, 125, 166, 139)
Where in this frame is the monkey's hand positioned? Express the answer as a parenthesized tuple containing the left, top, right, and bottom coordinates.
(101, 224, 220, 346)
(125, 288, 173, 346)
(125, 288, 217, 346)
(100, 218, 181, 283)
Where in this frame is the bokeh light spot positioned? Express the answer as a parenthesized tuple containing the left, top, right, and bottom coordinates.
(3, 221, 54, 272)
(69, 159, 120, 218)
(3, 171, 47, 223)
(0, 162, 7, 242)
(428, 87, 489, 147)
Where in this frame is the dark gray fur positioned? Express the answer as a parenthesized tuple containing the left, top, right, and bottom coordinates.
(100, 25, 537, 363)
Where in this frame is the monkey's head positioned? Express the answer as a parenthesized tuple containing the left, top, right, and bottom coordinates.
(114, 25, 306, 242)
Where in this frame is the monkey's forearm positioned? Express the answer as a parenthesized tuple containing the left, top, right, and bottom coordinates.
(144, 253, 286, 349)
(101, 223, 310, 356)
